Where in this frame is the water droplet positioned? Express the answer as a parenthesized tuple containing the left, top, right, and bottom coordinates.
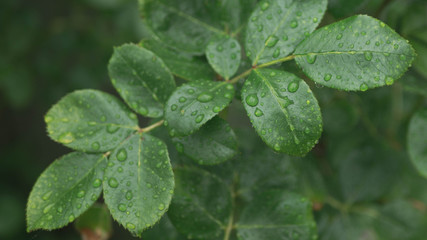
(266, 35, 279, 48)
(273, 48, 280, 58)
(287, 81, 299, 93)
(257, 24, 263, 32)
(179, 97, 187, 103)
(380, 22, 386, 27)
(118, 204, 127, 212)
(69, 214, 75, 222)
(187, 89, 195, 94)
(254, 108, 264, 117)
(93, 178, 102, 188)
(400, 55, 406, 61)
(107, 125, 119, 133)
(100, 115, 107, 122)
(274, 143, 281, 151)
(306, 54, 317, 64)
(116, 148, 127, 162)
(261, 2, 269, 10)
(76, 190, 85, 198)
(364, 52, 373, 61)
(245, 94, 259, 107)
(158, 203, 165, 211)
(216, 45, 223, 52)
(45, 116, 53, 123)
(385, 76, 394, 85)
(336, 33, 343, 40)
(171, 104, 178, 111)
(290, 20, 298, 28)
(197, 93, 213, 102)
(126, 191, 133, 200)
(231, 53, 237, 59)
(91, 142, 100, 150)
(42, 191, 53, 201)
(126, 223, 136, 230)
(57, 206, 63, 213)
(195, 114, 204, 123)
(213, 106, 221, 113)
(394, 44, 399, 50)
(313, 17, 318, 23)
(108, 178, 119, 188)
(324, 74, 332, 81)
(58, 132, 74, 144)
(360, 83, 368, 91)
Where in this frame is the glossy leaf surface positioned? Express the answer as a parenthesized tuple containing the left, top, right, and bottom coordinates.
(103, 133, 174, 237)
(45, 90, 138, 152)
(206, 37, 241, 80)
(295, 15, 416, 91)
(408, 108, 427, 178)
(27, 152, 107, 231)
(245, 0, 327, 65)
(108, 44, 176, 117)
(236, 190, 317, 240)
(172, 117, 238, 165)
(164, 80, 234, 137)
(241, 68, 322, 156)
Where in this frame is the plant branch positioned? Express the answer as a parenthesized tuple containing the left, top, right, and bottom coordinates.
(139, 120, 164, 133)
(223, 172, 239, 240)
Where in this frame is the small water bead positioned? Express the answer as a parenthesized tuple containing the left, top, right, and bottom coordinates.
(195, 114, 204, 123)
(394, 44, 399, 50)
(282, 34, 288, 41)
(313, 17, 318, 23)
(58, 132, 74, 144)
(93, 178, 102, 188)
(42, 191, 53, 201)
(69, 214, 75, 222)
(100, 115, 107, 122)
(107, 125, 119, 133)
(266, 35, 279, 48)
(76, 190, 85, 198)
(287, 81, 299, 93)
(290, 20, 298, 28)
(197, 93, 213, 102)
(108, 178, 119, 188)
(126, 223, 136, 230)
(245, 94, 259, 107)
(213, 106, 221, 113)
(179, 97, 187, 103)
(261, 2, 269, 10)
(306, 54, 317, 64)
(274, 143, 281, 151)
(126, 191, 133, 200)
(257, 24, 263, 32)
(187, 89, 195, 94)
(385, 76, 394, 85)
(324, 74, 332, 81)
(231, 53, 237, 59)
(230, 42, 236, 48)
(158, 203, 165, 211)
(254, 108, 264, 117)
(360, 83, 368, 91)
(273, 48, 280, 58)
(118, 204, 127, 212)
(336, 33, 343, 40)
(116, 148, 127, 162)
(45, 116, 53, 123)
(171, 104, 178, 111)
(91, 142, 100, 150)
(364, 52, 373, 61)
(216, 45, 223, 52)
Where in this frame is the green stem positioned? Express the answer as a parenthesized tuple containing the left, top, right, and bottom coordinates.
(228, 55, 296, 84)
(139, 120, 164, 133)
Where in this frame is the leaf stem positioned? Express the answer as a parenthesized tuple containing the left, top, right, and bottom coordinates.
(223, 172, 239, 240)
(139, 120, 164, 133)
(228, 55, 296, 84)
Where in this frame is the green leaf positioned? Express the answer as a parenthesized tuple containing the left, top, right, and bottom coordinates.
(216, 0, 258, 33)
(26, 152, 107, 231)
(141, 215, 188, 240)
(164, 80, 235, 137)
(108, 44, 176, 117)
(75, 204, 112, 240)
(241, 68, 322, 156)
(206, 37, 241, 80)
(294, 15, 416, 91)
(172, 117, 238, 165)
(236, 190, 317, 240)
(45, 89, 138, 152)
(140, 39, 215, 81)
(245, 0, 327, 65)
(318, 211, 375, 240)
(142, 0, 227, 54)
(408, 108, 427, 178)
(103, 133, 174, 237)
(168, 168, 232, 239)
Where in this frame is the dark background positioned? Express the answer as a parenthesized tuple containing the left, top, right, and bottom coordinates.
(1, 0, 426, 239)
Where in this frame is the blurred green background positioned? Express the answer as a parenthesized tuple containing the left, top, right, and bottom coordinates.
(1, 0, 426, 239)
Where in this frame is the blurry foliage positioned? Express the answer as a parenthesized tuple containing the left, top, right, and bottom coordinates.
(1, 0, 427, 239)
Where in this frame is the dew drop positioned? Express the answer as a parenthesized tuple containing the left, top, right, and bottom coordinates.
(93, 178, 102, 188)
(69, 214, 75, 222)
(385, 76, 394, 85)
(42, 191, 53, 201)
(290, 20, 298, 28)
(91, 142, 100, 151)
(195, 114, 204, 123)
(158, 203, 165, 211)
(116, 148, 127, 162)
(126, 191, 133, 200)
(254, 108, 264, 117)
(274, 143, 281, 151)
(171, 104, 178, 111)
(216, 45, 223, 52)
(213, 106, 221, 113)
(364, 52, 373, 61)
(336, 33, 343, 40)
(107, 125, 119, 133)
(324, 74, 332, 81)
(245, 94, 259, 107)
(360, 83, 368, 91)
(76, 190, 85, 198)
(108, 178, 119, 188)
(179, 97, 187, 103)
(126, 223, 136, 230)
(287, 81, 299, 93)
(306, 54, 317, 64)
(197, 93, 213, 102)
(266, 35, 279, 48)
(261, 2, 269, 10)
(273, 48, 280, 58)
(58, 132, 74, 144)
(118, 204, 127, 212)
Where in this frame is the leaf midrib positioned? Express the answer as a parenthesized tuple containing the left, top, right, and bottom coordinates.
(294, 50, 414, 57)
(253, 69, 299, 144)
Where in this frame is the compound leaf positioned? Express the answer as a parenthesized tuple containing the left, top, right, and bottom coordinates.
(108, 44, 176, 118)
(408, 108, 427, 178)
(27, 152, 107, 231)
(172, 117, 238, 165)
(245, 0, 327, 65)
(236, 190, 317, 240)
(142, 0, 227, 54)
(241, 68, 322, 156)
(168, 168, 232, 239)
(206, 37, 241, 80)
(140, 39, 215, 81)
(45, 89, 138, 152)
(294, 15, 416, 91)
(103, 133, 174, 237)
(164, 80, 234, 137)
